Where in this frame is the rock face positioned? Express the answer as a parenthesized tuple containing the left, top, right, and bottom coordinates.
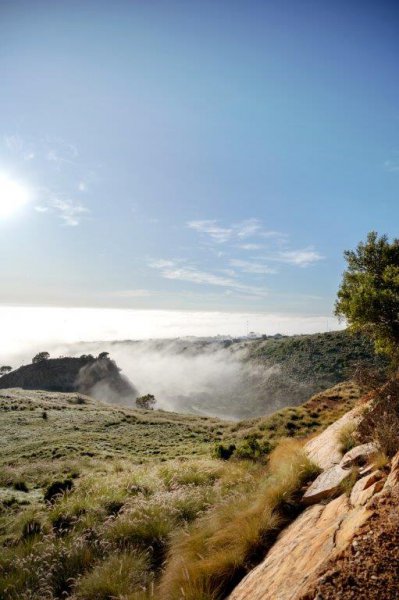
(0, 357, 138, 405)
(229, 494, 373, 600)
(229, 409, 393, 600)
(305, 408, 361, 470)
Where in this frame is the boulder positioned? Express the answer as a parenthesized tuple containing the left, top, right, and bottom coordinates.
(302, 464, 353, 505)
(340, 443, 377, 469)
(305, 409, 361, 470)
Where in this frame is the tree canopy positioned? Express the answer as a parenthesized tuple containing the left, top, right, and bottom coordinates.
(135, 394, 156, 410)
(335, 231, 399, 360)
(32, 352, 50, 364)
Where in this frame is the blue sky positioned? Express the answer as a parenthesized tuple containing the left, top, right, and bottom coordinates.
(1, 0, 399, 319)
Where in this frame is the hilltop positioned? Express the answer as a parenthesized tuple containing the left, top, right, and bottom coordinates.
(0, 355, 138, 406)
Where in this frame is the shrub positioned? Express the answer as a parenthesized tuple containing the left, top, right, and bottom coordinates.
(358, 378, 399, 457)
(234, 435, 272, 461)
(212, 443, 236, 460)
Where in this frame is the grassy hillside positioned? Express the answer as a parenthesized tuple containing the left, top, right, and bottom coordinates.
(249, 330, 386, 386)
(0, 382, 362, 599)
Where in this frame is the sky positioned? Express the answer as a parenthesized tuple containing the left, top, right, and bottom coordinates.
(0, 0, 399, 340)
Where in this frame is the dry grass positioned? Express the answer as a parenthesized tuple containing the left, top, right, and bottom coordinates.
(338, 422, 358, 454)
(159, 439, 320, 600)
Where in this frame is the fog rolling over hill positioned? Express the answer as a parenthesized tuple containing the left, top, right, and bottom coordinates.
(60, 331, 384, 419)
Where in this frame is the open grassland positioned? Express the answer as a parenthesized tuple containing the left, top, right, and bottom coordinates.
(0, 383, 360, 599)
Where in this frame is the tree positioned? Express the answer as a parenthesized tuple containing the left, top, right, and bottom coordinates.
(135, 394, 156, 410)
(32, 352, 50, 364)
(0, 366, 12, 376)
(98, 352, 109, 360)
(335, 231, 399, 360)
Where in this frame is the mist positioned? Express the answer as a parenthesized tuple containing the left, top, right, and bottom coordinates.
(53, 338, 296, 420)
(0, 306, 343, 419)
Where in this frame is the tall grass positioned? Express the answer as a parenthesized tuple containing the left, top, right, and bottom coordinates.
(159, 439, 320, 600)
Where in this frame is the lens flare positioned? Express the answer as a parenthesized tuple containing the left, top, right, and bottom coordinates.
(0, 173, 31, 218)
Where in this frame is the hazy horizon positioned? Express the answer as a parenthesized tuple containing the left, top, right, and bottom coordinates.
(0, 305, 342, 367)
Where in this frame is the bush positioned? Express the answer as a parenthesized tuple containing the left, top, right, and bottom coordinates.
(359, 378, 399, 457)
(235, 435, 272, 461)
(212, 443, 236, 460)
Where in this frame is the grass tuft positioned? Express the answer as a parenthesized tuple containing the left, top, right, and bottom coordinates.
(158, 439, 320, 600)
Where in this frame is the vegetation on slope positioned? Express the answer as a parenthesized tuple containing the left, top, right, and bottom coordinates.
(0, 383, 357, 599)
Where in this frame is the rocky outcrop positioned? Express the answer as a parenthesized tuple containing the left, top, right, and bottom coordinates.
(229, 494, 373, 600)
(0, 356, 138, 405)
(303, 441, 378, 505)
(229, 409, 395, 600)
(305, 408, 362, 470)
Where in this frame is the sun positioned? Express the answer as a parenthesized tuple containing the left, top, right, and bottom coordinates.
(0, 173, 31, 218)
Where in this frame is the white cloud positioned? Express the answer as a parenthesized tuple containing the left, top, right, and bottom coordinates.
(50, 198, 89, 226)
(229, 259, 277, 274)
(239, 243, 262, 250)
(235, 218, 262, 238)
(150, 260, 269, 297)
(276, 248, 324, 267)
(187, 220, 233, 243)
(188, 217, 287, 246)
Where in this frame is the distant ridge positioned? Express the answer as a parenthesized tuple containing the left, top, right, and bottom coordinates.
(0, 355, 138, 405)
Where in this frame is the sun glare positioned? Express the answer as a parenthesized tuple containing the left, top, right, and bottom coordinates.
(0, 173, 31, 218)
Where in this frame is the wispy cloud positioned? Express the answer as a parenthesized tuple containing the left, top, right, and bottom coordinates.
(4, 134, 35, 160)
(35, 196, 89, 226)
(275, 248, 324, 267)
(150, 259, 268, 297)
(229, 259, 277, 274)
(235, 218, 262, 238)
(187, 217, 287, 246)
(239, 243, 262, 250)
(187, 220, 232, 243)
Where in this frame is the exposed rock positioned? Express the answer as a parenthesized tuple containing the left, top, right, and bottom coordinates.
(302, 465, 353, 505)
(305, 408, 361, 470)
(340, 443, 377, 469)
(382, 451, 399, 492)
(350, 471, 384, 507)
(229, 495, 372, 600)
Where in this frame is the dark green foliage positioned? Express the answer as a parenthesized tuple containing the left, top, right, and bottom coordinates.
(212, 443, 236, 460)
(0, 366, 12, 376)
(234, 435, 272, 460)
(32, 352, 50, 363)
(335, 231, 399, 360)
(136, 394, 156, 410)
